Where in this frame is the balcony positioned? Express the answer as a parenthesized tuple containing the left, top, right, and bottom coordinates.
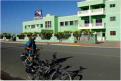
(77, 10, 91, 16)
(91, 8, 105, 15)
(78, 23, 105, 29)
(77, 0, 104, 8)
(77, 8, 105, 16)
(96, 23, 103, 26)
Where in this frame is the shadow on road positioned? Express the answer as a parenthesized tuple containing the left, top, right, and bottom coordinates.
(1, 70, 25, 80)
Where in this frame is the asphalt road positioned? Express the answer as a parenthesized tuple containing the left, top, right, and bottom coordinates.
(1, 42, 120, 80)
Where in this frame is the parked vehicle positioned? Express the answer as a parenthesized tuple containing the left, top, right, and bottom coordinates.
(20, 49, 86, 80)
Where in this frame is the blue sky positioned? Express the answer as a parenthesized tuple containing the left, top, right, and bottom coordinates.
(1, 0, 84, 34)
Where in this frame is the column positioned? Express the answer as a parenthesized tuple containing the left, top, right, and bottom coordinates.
(89, 5, 92, 31)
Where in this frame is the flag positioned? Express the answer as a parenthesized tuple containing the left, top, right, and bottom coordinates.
(35, 9, 43, 19)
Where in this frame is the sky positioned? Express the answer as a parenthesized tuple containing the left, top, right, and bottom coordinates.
(1, 0, 84, 34)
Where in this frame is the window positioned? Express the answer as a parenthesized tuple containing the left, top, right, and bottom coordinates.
(31, 25, 35, 28)
(45, 21, 51, 28)
(96, 19, 102, 23)
(37, 24, 39, 27)
(45, 22, 47, 28)
(84, 20, 89, 27)
(96, 19, 102, 26)
(25, 26, 27, 29)
(70, 21, 74, 25)
(110, 16, 116, 21)
(110, 4, 115, 8)
(65, 21, 68, 26)
(60, 22, 64, 26)
(110, 31, 116, 36)
(28, 25, 30, 28)
(40, 24, 43, 28)
(102, 33, 105, 37)
(85, 20, 89, 24)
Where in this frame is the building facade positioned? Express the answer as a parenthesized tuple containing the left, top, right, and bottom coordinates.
(23, 0, 121, 41)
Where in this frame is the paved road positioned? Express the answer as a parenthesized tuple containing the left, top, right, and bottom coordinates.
(1, 42, 120, 80)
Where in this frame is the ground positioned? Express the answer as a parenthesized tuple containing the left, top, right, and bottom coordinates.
(1, 42, 120, 80)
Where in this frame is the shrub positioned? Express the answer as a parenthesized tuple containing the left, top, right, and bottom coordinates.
(63, 31, 71, 39)
(17, 34, 25, 39)
(0, 33, 12, 39)
(41, 30, 53, 39)
(55, 32, 64, 40)
(6, 35, 11, 39)
(80, 29, 94, 35)
(0, 34, 3, 39)
(54, 31, 72, 40)
(73, 30, 81, 39)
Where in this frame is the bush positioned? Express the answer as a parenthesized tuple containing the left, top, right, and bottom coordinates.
(63, 31, 71, 39)
(80, 29, 94, 35)
(54, 31, 72, 40)
(6, 35, 11, 39)
(0, 33, 12, 39)
(55, 32, 64, 40)
(73, 31, 81, 40)
(41, 30, 53, 39)
(21, 32, 42, 37)
(17, 34, 25, 39)
(0, 34, 3, 39)
(42, 33, 53, 40)
(21, 32, 33, 37)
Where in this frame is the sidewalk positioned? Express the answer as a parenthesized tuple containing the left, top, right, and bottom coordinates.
(95, 41, 120, 48)
(1, 41, 120, 48)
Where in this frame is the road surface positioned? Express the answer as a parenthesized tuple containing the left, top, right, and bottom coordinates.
(1, 42, 120, 80)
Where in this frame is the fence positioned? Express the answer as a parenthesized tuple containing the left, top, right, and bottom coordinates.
(1, 33, 98, 44)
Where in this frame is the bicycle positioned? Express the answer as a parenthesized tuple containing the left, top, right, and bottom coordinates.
(20, 50, 86, 80)
(30, 54, 72, 80)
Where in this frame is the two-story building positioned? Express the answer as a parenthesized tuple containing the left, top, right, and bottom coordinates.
(23, 0, 121, 41)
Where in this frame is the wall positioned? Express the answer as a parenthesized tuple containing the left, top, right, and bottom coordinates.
(105, 0, 121, 41)
(23, 15, 56, 33)
(58, 15, 79, 32)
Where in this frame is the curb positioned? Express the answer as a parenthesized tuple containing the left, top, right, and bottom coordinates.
(1, 41, 120, 48)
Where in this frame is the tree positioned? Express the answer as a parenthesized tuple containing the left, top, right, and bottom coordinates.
(0, 33, 12, 39)
(41, 30, 53, 39)
(73, 30, 81, 40)
(80, 29, 94, 35)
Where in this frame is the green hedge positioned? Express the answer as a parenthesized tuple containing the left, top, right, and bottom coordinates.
(17, 34, 25, 39)
(41, 30, 53, 40)
(19, 30, 95, 40)
(0, 33, 12, 39)
(54, 31, 71, 40)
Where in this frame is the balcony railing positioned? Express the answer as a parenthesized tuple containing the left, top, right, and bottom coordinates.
(77, 8, 105, 16)
(78, 23, 105, 29)
(91, 8, 104, 15)
(96, 23, 102, 26)
(78, 10, 90, 14)
(84, 24, 89, 27)
(77, 10, 90, 16)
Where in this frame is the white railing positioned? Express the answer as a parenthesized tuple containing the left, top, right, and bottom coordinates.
(84, 24, 89, 27)
(78, 23, 105, 29)
(91, 8, 104, 15)
(77, 8, 104, 16)
(77, 10, 91, 16)
(78, 10, 90, 14)
(96, 23, 103, 26)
